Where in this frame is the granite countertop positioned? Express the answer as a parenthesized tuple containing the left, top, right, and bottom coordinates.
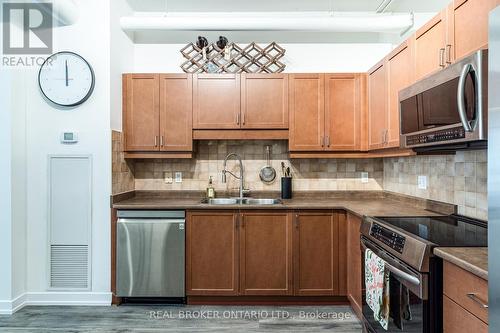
(434, 247, 488, 280)
(111, 190, 455, 218)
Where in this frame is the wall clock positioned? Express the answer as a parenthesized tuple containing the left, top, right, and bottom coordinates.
(38, 51, 95, 107)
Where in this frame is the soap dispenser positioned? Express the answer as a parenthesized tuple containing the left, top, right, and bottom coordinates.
(206, 176, 215, 199)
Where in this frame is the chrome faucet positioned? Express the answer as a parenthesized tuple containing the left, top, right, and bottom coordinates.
(221, 153, 244, 199)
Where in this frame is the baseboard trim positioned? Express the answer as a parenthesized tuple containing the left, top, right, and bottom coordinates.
(0, 292, 112, 315)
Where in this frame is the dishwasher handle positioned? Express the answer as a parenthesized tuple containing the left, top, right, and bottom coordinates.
(117, 218, 185, 224)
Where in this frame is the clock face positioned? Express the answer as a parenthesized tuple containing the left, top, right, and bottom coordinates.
(38, 51, 95, 107)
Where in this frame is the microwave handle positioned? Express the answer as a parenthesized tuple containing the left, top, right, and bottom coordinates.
(457, 63, 474, 132)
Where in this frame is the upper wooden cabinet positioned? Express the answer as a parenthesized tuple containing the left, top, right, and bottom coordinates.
(289, 74, 325, 151)
(414, 10, 448, 80)
(289, 73, 364, 152)
(386, 41, 414, 148)
(368, 61, 388, 150)
(241, 73, 289, 129)
(448, 0, 500, 62)
(123, 74, 160, 151)
(186, 211, 239, 296)
(159, 74, 193, 151)
(193, 74, 241, 129)
(123, 74, 193, 154)
(239, 211, 293, 295)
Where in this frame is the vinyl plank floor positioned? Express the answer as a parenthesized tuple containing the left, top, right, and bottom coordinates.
(0, 305, 362, 332)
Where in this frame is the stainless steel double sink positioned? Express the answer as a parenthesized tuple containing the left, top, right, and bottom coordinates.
(201, 198, 282, 205)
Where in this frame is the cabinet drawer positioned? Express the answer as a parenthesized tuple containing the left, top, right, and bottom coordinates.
(443, 295, 488, 333)
(443, 261, 488, 323)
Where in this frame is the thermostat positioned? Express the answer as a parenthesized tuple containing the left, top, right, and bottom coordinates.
(60, 132, 78, 144)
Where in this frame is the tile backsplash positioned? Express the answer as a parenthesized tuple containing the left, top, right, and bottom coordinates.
(384, 150, 487, 220)
(134, 140, 384, 192)
(111, 132, 487, 220)
(112, 131, 134, 194)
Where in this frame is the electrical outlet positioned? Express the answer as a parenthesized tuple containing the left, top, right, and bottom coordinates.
(417, 175, 428, 190)
(361, 172, 369, 183)
(164, 172, 173, 184)
(175, 172, 182, 183)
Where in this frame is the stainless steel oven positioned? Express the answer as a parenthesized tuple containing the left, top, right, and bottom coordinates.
(361, 237, 439, 333)
(399, 49, 488, 150)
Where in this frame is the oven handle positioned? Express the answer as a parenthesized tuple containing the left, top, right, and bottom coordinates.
(457, 63, 475, 132)
(361, 239, 421, 286)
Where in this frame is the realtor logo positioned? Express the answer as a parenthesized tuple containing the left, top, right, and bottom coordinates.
(2, 3, 53, 55)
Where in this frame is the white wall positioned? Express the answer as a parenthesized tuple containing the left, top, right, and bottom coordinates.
(110, 0, 135, 131)
(134, 43, 393, 73)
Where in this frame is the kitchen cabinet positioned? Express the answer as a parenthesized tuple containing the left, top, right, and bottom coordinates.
(289, 74, 364, 152)
(240, 73, 288, 129)
(123, 73, 193, 155)
(186, 211, 239, 295)
(346, 213, 362, 317)
(325, 74, 363, 151)
(289, 74, 325, 151)
(239, 211, 292, 295)
(123, 74, 159, 151)
(193, 74, 241, 129)
(414, 10, 447, 80)
(447, 0, 500, 63)
(159, 74, 193, 151)
(386, 41, 414, 148)
(444, 296, 488, 333)
(368, 61, 388, 150)
(293, 211, 339, 296)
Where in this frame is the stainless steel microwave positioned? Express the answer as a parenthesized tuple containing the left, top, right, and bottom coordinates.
(399, 49, 488, 150)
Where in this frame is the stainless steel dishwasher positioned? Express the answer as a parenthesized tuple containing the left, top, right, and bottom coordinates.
(116, 210, 185, 299)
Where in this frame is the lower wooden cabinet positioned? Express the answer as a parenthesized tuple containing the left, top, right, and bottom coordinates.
(346, 213, 362, 316)
(293, 211, 343, 296)
(443, 296, 488, 333)
(186, 211, 239, 295)
(240, 211, 292, 295)
(186, 209, 350, 297)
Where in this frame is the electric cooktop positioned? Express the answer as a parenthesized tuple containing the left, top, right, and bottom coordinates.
(373, 215, 488, 247)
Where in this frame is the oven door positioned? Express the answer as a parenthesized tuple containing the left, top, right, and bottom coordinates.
(361, 237, 430, 333)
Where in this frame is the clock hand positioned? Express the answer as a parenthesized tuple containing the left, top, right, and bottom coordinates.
(65, 60, 68, 87)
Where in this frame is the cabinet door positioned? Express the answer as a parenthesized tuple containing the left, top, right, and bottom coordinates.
(240, 212, 292, 295)
(186, 211, 239, 295)
(347, 213, 362, 317)
(289, 74, 325, 151)
(159, 74, 192, 152)
(241, 73, 288, 129)
(386, 42, 414, 148)
(443, 296, 488, 333)
(448, 0, 499, 62)
(123, 74, 160, 151)
(325, 74, 361, 151)
(368, 62, 388, 150)
(193, 74, 241, 129)
(293, 211, 339, 296)
(414, 11, 447, 80)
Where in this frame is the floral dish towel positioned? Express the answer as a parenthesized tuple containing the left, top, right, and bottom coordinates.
(365, 248, 390, 330)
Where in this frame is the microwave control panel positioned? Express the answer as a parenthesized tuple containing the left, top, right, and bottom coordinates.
(370, 223, 406, 254)
(406, 127, 465, 146)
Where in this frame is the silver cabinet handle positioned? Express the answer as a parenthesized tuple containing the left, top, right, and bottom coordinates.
(457, 63, 475, 132)
(236, 113, 240, 125)
(439, 48, 445, 68)
(321, 136, 325, 147)
(241, 112, 245, 125)
(154, 136, 158, 147)
(326, 136, 330, 147)
(467, 293, 488, 308)
(160, 136, 164, 147)
(446, 44, 452, 64)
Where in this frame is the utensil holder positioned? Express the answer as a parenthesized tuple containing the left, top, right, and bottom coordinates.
(281, 177, 292, 199)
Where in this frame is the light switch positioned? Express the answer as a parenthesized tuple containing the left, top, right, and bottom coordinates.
(361, 172, 369, 183)
(418, 175, 428, 190)
(175, 172, 182, 183)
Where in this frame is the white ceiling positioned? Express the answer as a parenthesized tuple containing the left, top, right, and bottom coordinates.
(126, 0, 450, 13)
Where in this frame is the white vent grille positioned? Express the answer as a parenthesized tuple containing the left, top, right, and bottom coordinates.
(50, 245, 89, 289)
